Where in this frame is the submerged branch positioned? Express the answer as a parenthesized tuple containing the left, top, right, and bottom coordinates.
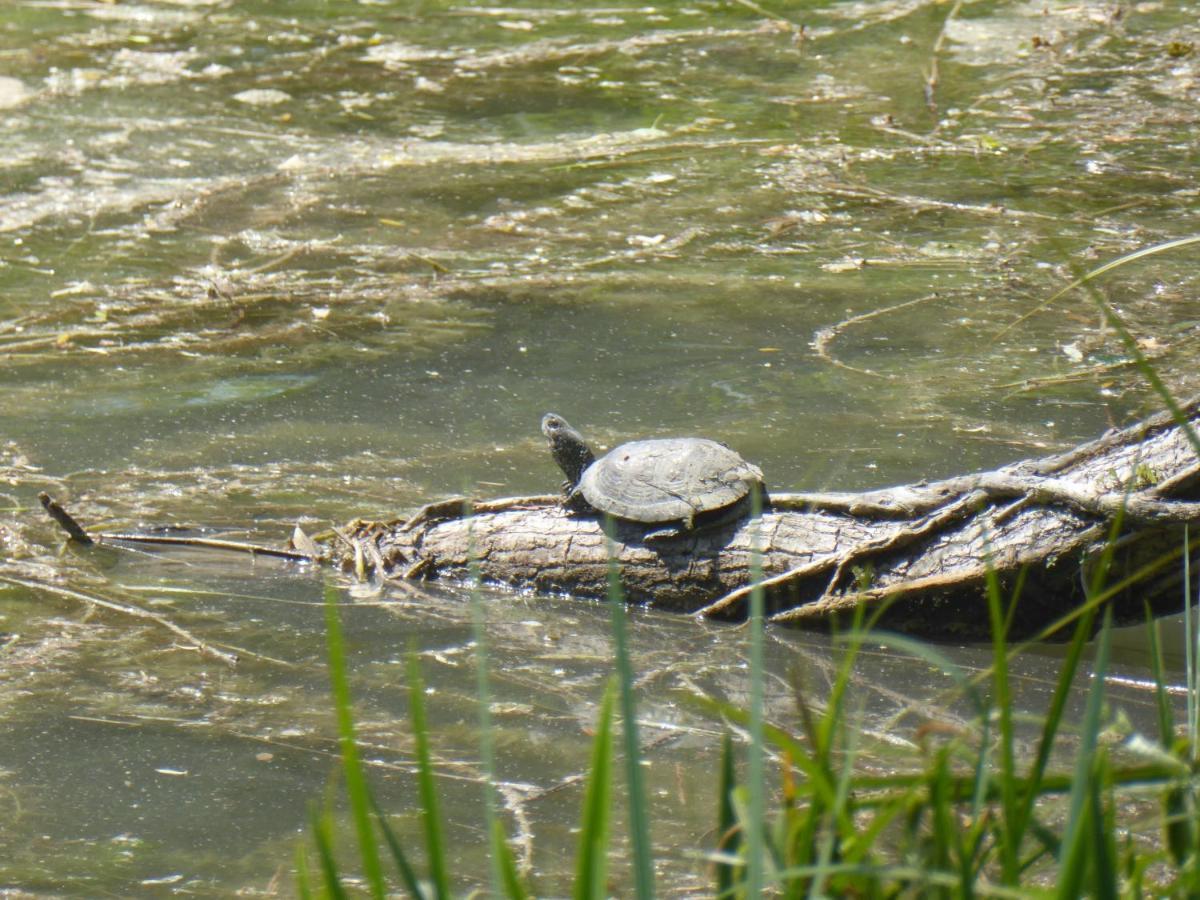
(97, 532, 317, 562)
(37, 495, 318, 563)
(0, 572, 241, 666)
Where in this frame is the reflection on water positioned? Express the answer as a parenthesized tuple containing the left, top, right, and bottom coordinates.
(1, 0, 1198, 893)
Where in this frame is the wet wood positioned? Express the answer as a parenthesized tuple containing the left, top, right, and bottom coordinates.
(338, 397, 1200, 639)
(38, 491, 93, 545)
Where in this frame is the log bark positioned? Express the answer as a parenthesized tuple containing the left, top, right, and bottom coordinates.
(336, 399, 1200, 639)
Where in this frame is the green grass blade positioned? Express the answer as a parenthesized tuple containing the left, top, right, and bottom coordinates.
(574, 679, 616, 900)
(295, 841, 314, 900)
(1056, 606, 1114, 899)
(603, 519, 655, 900)
(466, 516, 517, 897)
(746, 486, 767, 897)
(1007, 492, 1124, 859)
(715, 731, 741, 896)
(311, 806, 351, 900)
(811, 688, 870, 898)
(838, 787, 907, 863)
(999, 233, 1200, 348)
(687, 695, 840, 810)
(1011, 604, 1096, 850)
(1146, 605, 1176, 750)
(1088, 753, 1117, 900)
(1186, 524, 1197, 756)
(1146, 603, 1195, 867)
(816, 611, 859, 761)
(492, 818, 530, 900)
(323, 585, 386, 899)
(1001, 564, 1029, 638)
(367, 792, 424, 898)
(927, 747, 955, 887)
(984, 556, 1018, 883)
(1057, 775, 1093, 897)
(1064, 251, 1200, 461)
(407, 651, 452, 899)
(1073, 483, 1129, 630)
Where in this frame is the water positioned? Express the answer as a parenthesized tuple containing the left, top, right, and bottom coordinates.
(2, 0, 1199, 893)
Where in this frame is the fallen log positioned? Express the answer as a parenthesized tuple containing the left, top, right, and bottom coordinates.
(333, 398, 1200, 639)
(39, 400, 1200, 639)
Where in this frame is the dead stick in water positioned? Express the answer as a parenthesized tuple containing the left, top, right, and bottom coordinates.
(98, 532, 317, 562)
(37, 493, 315, 561)
(38, 492, 93, 544)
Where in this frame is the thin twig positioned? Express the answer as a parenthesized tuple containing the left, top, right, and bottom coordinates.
(98, 532, 314, 562)
(39, 494, 314, 562)
(925, 0, 964, 115)
(822, 181, 1060, 222)
(728, 0, 802, 30)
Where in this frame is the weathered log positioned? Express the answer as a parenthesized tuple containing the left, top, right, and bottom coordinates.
(330, 398, 1200, 639)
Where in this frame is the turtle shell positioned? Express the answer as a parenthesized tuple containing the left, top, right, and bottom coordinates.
(578, 437, 763, 524)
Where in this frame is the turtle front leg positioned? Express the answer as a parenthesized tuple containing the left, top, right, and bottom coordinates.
(563, 484, 592, 513)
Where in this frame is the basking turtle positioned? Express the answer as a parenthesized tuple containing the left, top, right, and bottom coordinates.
(540, 413, 765, 538)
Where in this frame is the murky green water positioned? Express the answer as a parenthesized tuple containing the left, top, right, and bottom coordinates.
(2, 0, 1199, 894)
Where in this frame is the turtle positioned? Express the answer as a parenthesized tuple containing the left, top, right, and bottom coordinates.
(540, 413, 765, 538)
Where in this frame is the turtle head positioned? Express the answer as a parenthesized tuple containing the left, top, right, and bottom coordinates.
(541, 413, 595, 488)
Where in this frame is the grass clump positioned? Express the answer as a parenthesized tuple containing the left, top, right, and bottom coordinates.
(706, 600, 1200, 896)
(300, 533, 1200, 897)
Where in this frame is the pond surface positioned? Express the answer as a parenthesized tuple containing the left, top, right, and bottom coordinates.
(2, 0, 1199, 894)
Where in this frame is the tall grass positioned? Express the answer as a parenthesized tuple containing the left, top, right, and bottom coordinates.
(300, 525, 1200, 897)
(299, 564, 640, 898)
(604, 521, 656, 899)
(744, 487, 766, 897)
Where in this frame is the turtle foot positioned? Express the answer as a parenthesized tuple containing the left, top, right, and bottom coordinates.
(643, 525, 683, 543)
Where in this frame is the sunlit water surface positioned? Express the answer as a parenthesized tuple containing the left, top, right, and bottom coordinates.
(1, 0, 1199, 893)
